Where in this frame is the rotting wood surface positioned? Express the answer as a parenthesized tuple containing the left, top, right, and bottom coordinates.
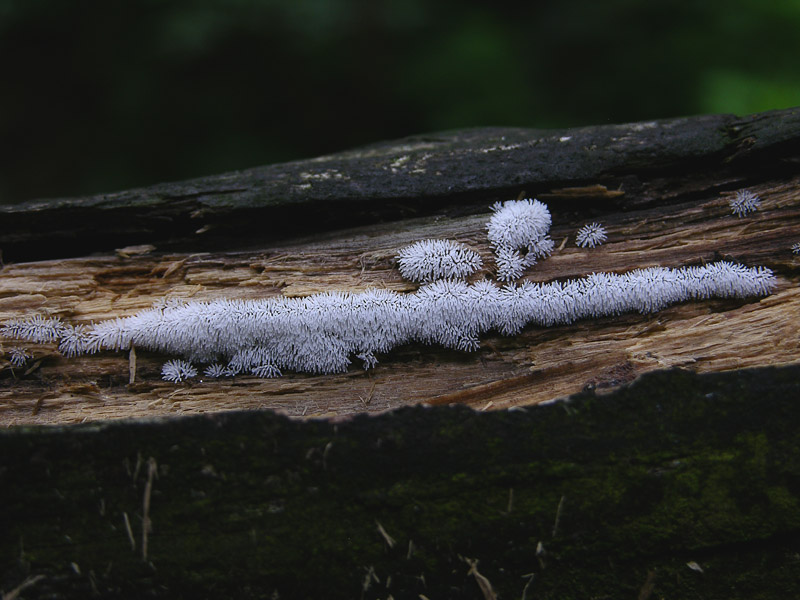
(1, 109, 800, 425)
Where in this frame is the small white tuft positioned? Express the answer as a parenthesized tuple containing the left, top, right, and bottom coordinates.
(729, 190, 761, 218)
(356, 350, 379, 370)
(522, 235, 555, 267)
(251, 364, 282, 378)
(204, 363, 228, 378)
(791, 242, 800, 255)
(9, 347, 31, 367)
(494, 246, 525, 282)
(58, 324, 90, 358)
(161, 359, 197, 383)
(396, 239, 482, 282)
(487, 199, 553, 281)
(575, 223, 608, 248)
(1, 315, 64, 344)
(487, 199, 551, 250)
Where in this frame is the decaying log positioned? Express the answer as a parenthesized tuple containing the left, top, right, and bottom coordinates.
(2, 108, 800, 599)
(1, 108, 799, 424)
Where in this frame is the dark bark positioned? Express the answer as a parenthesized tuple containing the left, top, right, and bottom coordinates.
(2, 108, 799, 261)
(2, 366, 800, 599)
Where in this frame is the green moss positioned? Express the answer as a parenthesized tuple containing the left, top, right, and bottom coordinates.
(3, 366, 800, 598)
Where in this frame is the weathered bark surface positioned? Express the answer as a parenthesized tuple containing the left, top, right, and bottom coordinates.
(2, 366, 800, 599)
(1, 108, 800, 424)
(2, 108, 799, 261)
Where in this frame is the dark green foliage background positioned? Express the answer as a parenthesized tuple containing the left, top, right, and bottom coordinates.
(2, 0, 799, 203)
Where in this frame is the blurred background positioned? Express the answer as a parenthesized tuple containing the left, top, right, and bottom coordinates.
(2, 0, 799, 203)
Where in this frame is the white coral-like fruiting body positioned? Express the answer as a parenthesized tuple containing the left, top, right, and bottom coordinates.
(791, 242, 800, 255)
(487, 199, 551, 249)
(356, 350, 379, 370)
(522, 235, 555, 266)
(161, 359, 197, 382)
(396, 239, 482, 282)
(251, 364, 282, 378)
(58, 324, 91, 358)
(1, 261, 776, 380)
(729, 190, 761, 217)
(8, 347, 31, 367)
(494, 246, 525, 282)
(575, 222, 608, 248)
(487, 199, 554, 281)
(2, 315, 64, 344)
(204, 363, 228, 379)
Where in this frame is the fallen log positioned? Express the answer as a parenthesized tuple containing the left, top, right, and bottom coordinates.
(1, 108, 800, 598)
(1, 108, 799, 423)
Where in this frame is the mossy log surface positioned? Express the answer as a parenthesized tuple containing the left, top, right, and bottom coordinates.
(2, 366, 800, 599)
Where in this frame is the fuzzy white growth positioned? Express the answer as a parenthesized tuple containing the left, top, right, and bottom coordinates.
(161, 359, 197, 382)
(487, 199, 554, 281)
(58, 324, 90, 358)
(204, 363, 228, 378)
(729, 190, 761, 217)
(1, 261, 776, 379)
(576, 223, 608, 248)
(252, 364, 282, 378)
(487, 199, 551, 249)
(524, 236, 555, 265)
(9, 347, 31, 367)
(356, 350, 378, 370)
(792, 242, 800, 255)
(2, 316, 64, 344)
(493, 246, 525, 282)
(396, 239, 482, 282)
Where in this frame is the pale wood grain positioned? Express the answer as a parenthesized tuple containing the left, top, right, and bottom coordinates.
(2, 174, 798, 425)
